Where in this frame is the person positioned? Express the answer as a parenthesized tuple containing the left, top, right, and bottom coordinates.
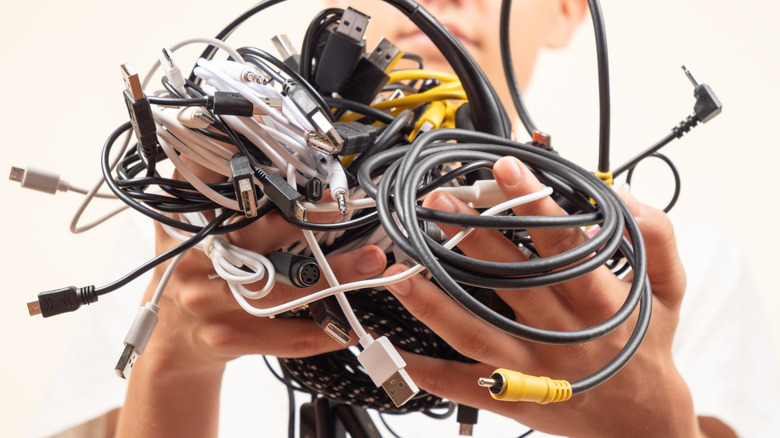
(31, 0, 780, 437)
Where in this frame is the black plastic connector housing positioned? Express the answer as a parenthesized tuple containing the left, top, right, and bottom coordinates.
(267, 251, 320, 288)
(309, 296, 351, 346)
(333, 122, 382, 155)
(315, 7, 369, 92)
(255, 168, 306, 220)
(340, 38, 403, 104)
(28, 286, 98, 318)
(693, 83, 722, 123)
(208, 92, 255, 117)
(121, 64, 157, 169)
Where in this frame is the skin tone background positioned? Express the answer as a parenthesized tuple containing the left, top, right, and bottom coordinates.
(0, 0, 778, 436)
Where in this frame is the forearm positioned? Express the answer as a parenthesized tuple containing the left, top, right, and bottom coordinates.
(115, 345, 225, 438)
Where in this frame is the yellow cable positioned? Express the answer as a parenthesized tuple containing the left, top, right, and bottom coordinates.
(409, 100, 447, 141)
(479, 368, 572, 404)
(388, 69, 459, 84)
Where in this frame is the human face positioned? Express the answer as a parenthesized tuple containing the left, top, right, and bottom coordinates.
(325, 0, 584, 106)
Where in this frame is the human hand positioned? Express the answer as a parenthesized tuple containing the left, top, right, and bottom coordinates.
(384, 156, 701, 437)
(141, 208, 387, 377)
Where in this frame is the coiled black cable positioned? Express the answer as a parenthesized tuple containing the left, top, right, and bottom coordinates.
(358, 128, 651, 394)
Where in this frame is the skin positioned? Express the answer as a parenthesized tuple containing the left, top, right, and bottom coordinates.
(115, 0, 737, 436)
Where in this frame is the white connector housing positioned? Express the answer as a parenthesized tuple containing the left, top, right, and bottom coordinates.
(357, 336, 419, 407)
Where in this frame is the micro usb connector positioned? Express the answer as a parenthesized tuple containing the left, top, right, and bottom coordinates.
(255, 167, 306, 221)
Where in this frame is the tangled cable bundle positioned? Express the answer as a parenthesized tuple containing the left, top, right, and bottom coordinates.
(16, 0, 723, 434)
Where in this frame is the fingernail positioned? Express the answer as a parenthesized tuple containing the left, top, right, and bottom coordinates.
(497, 157, 524, 187)
(384, 265, 412, 296)
(386, 277, 411, 296)
(429, 193, 456, 212)
(618, 188, 642, 216)
(356, 249, 385, 275)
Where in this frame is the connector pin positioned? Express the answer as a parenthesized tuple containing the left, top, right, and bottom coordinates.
(9, 166, 24, 183)
(681, 64, 700, 87)
(27, 300, 41, 316)
(477, 378, 496, 387)
(336, 192, 348, 216)
(243, 70, 271, 86)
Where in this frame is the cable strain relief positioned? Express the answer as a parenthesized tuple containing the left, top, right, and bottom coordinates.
(253, 166, 270, 182)
(77, 285, 98, 305)
(593, 170, 613, 186)
(671, 114, 699, 139)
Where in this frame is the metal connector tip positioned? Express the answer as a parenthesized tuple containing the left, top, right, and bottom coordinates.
(381, 368, 419, 407)
(324, 322, 351, 346)
(459, 424, 474, 436)
(243, 70, 271, 85)
(161, 48, 174, 68)
(681, 65, 700, 87)
(115, 344, 139, 379)
(26, 300, 41, 316)
(336, 192, 348, 216)
(9, 166, 24, 183)
(477, 377, 496, 387)
(293, 200, 307, 221)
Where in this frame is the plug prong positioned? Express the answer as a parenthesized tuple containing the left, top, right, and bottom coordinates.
(681, 65, 700, 87)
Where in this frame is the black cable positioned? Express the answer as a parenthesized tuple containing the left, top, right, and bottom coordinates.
(625, 152, 681, 213)
(148, 96, 208, 107)
(500, 0, 537, 137)
(612, 115, 698, 177)
(323, 96, 396, 125)
(358, 128, 651, 394)
(237, 46, 335, 122)
(588, 0, 612, 173)
(518, 429, 535, 438)
(346, 109, 411, 174)
(94, 209, 234, 296)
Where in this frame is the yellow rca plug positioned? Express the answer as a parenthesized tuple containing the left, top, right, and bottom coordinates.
(478, 368, 572, 404)
(409, 100, 447, 141)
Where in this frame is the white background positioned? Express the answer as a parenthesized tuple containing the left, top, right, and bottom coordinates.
(1, 0, 778, 436)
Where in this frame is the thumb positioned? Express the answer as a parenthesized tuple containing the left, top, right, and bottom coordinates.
(618, 188, 686, 308)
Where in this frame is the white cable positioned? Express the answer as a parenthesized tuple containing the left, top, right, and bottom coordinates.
(227, 186, 553, 318)
(150, 252, 186, 306)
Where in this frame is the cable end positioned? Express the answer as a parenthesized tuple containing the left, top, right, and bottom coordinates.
(26, 300, 41, 317)
(115, 344, 139, 379)
(380, 368, 418, 408)
(9, 166, 24, 183)
(480, 369, 571, 404)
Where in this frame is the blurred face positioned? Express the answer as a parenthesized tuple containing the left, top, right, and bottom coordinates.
(325, 0, 586, 107)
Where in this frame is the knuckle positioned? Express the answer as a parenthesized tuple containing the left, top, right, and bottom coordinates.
(456, 331, 493, 360)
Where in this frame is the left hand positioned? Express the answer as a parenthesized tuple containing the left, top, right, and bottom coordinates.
(383, 156, 701, 438)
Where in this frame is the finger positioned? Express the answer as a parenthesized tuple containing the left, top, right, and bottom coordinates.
(423, 191, 529, 264)
(227, 211, 304, 255)
(494, 157, 625, 319)
(618, 189, 685, 308)
(422, 191, 570, 320)
(384, 264, 527, 364)
(493, 156, 588, 258)
(196, 314, 349, 359)
(249, 244, 388, 309)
